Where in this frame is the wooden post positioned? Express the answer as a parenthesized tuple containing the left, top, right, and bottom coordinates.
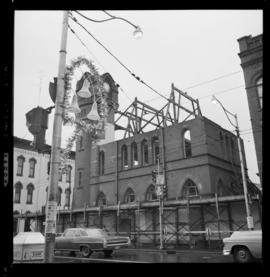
(175, 207, 179, 246)
(187, 191, 191, 248)
(99, 208, 103, 228)
(152, 208, 156, 246)
(73, 212, 77, 228)
(69, 208, 72, 225)
(227, 203, 233, 232)
(215, 193, 222, 244)
(83, 203, 86, 227)
(200, 204, 206, 248)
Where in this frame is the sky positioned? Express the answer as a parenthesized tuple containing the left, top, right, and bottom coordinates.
(14, 10, 262, 184)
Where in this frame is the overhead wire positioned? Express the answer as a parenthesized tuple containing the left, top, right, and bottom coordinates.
(69, 12, 247, 111)
(69, 13, 172, 103)
(68, 23, 133, 104)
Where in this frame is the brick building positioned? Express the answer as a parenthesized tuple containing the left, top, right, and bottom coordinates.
(237, 34, 263, 185)
(72, 74, 248, 211)
(16, 73, 262, 247)
(13, 136, 75, 233)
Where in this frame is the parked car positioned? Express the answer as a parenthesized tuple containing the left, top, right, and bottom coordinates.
(222, 230, 262, 263)
(55, 227, 131, 258)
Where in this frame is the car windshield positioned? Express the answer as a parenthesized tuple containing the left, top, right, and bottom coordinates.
(85, 228, 109, 237)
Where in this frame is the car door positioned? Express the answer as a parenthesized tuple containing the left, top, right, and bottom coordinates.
(56, 229, 74, 250)
(249, 232, 262, 258)
(72, 229, 82, 251)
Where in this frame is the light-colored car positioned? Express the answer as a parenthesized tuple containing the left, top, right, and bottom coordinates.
(222, 230, 262, 263)
(55, 227, 131, 258)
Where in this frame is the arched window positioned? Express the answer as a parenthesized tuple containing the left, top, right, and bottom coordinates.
(96, 191, 107, 206)
(66, 165, 72, 183)
(14, 182, 23, 203)
(78, 171, 82, 187)
(141, 139, 149, 165)
(121, 145, 128, 169)
(57, 187, 62, 206)
(65, 188, 71, 208)
(124, 188, 135, 203)
(182, 179, 199, 198)
(145, 184, 157, 201)
(152, 137, 160, 165)
(26, 183, 34, 204)
(47, 161, 50, 176)
(99, 150, 105, 175)
(131, 142, 139, 166)
(219, 132, 225, 156)
(28, 158, 37, 178)
(17, 155, 25, 176)
(183, 130, 192, 158)
(256, 77, 262, 109)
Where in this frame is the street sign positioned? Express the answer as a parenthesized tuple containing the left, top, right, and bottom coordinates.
(247, 216, 254, 229)
(156, 186, 162, 196)
(156, 175, 164, 185)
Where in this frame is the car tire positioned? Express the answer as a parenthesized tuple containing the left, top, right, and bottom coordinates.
(81, 246, 92, 258)
(233, 246, 253, 263)
(103, 250, 113, 257)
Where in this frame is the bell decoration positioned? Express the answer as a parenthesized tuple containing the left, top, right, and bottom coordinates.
(67, 94, 81, 114)
(87, 100, 100, 121)
(77, 78, 91, 98)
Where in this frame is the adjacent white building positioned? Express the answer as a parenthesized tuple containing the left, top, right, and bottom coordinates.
(13, 136, 75, 233)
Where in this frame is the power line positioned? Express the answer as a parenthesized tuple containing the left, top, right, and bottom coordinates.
(69, 14, 170, 103)
(74, 10, 116, 24)
(69, 13, 251, 130)
(68, 24, 133, 104)
(183, 71, 242, 91)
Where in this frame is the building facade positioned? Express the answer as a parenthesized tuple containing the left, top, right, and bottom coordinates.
(16, 74, 261, 247)
(72, 116, 247, 210)
(13, 136, 75, 233)
(238, 34, 263, 185)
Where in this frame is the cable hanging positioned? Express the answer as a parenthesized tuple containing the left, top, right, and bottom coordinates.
(68, 23, 133, 104)
(69, 13, 246, 112)
(69, 13, 171, 102)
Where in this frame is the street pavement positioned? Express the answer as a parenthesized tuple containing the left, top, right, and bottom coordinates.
(53, 248, 234, 263)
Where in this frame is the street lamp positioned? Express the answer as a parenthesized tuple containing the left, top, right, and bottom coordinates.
(211, 95, 254, 230)
(44, 10, 142, 263)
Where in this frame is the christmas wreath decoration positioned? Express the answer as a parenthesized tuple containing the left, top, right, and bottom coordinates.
(60, 56, 108, 170)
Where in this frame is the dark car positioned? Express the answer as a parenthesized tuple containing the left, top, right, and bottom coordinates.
(55, 227, 131, 258)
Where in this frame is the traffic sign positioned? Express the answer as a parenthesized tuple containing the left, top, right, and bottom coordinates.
(156, 175, 164, 185)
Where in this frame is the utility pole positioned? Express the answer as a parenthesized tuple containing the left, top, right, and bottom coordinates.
(211, 95, 253, 231)
(235, 115, 254, 230)
(157, 157, 164, 250)
(44, 10, 69, 263)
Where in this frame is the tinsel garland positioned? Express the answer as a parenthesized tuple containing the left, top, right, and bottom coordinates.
(59, 56, 108, 170)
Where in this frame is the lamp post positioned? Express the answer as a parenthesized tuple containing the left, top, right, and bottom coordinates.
(43, 10, 142, 263)
(211, 95, 254, 230)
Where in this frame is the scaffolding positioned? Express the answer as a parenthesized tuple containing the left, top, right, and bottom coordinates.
(15, 194, 262, 249)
